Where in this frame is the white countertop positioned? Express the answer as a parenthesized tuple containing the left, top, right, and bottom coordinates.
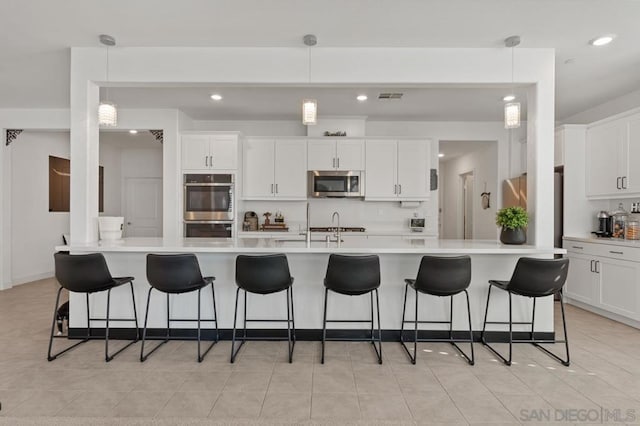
(237, 230, 438, 238)
(58, 237, 564, 255)
(564, 236, 640, 248)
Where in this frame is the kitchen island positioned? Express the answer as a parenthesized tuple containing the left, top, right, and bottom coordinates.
(59, 238, 565, 338)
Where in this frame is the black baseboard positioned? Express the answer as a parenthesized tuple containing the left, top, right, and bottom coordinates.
(69, 327, 555, 343)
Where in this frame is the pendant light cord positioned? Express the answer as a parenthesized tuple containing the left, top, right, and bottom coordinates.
(307, 46, 311, 83)
(105, 45, 110, 102)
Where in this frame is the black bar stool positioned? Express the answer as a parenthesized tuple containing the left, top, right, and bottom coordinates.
(400, 255, 474, 365)
(140, 254, 219, 362)
(231, 254, 296, 363)
(481, 257, 570, 366)
(322, 254, 382, 364)
(48, 252, 139, 362)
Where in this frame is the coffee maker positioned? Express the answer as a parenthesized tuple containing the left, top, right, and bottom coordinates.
(592, 210, 613, 237)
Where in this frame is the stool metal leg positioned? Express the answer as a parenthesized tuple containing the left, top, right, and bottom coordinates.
(321, 288, 328, 364)
(47, 287, 90, 361)
(290, 286, 297, 343)
(399, 282, 416, 364)
(104, 285, 139, 362)
(373, 288, 383, 364)
(211, 282, 220, 342)
(447, 290, 475, 365)
(141, 287, 167, 361)
(230, 287, 244, 363)
(286, 287, 293, 363)
(532, 291, 570, 366)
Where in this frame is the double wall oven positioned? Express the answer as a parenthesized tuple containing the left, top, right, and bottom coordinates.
(184, 174, 234, 238)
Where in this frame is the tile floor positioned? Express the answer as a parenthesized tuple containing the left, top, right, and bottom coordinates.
(1, 278, 640, 425)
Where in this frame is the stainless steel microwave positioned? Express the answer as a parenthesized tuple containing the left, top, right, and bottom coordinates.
(308, 171, 364, 198)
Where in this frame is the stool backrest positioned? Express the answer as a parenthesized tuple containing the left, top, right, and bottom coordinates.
(325, 254, 380, 294)
(414, 255, 471, 295)
(146, 254, 204, 292)
(507, 257, 570, 297)
(54, 252, 113, 292)
(236, 254, 292, 294)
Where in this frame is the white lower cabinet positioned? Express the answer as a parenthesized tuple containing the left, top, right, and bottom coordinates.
(564, 239, 640, 323)
(564, 253, 599, 305)
(599, 257, 640, 320)
(242, 138, 307, 200)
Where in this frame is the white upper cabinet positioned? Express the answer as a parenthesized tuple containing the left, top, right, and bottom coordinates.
(397, 140, 430, 199)
(243, 139, 275, 199)
(243, 138, 307, 200)
(365, 140, 397, 199)
(586, 113, 640, 198)
(307, 139, 364, 171)
(624, 116, 640, 193)
(365, 139, 431, 200)
(274, 140, 308, 198)
(182, 134, 238, 171)
(586, 122, 622, 197)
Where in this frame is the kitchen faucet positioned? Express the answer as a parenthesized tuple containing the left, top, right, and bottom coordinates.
(305, 202, 312, 246)
(332, 211, 341, 247)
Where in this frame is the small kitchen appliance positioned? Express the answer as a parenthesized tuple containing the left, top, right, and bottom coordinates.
(592, 210, 613, 238)
(308, 171, 364, 198)
(409, 217, 426, 232)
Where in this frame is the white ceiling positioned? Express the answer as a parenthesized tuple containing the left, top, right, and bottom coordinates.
(107, 86, 529, 121)
(1, 0, 639, 121)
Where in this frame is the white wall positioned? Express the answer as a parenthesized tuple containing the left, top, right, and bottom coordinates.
(440, 142, 498, 240)
(10, 131, 70, 285)
(98, 134, 163, 221)
(561, 87, 640, 125)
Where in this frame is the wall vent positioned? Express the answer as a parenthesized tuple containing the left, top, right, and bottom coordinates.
(377, 92, 403, 100)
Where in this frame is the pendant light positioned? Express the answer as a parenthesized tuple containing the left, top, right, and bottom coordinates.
(98, 34, 117, 127)
(302, 34, 317, 125)
(504, 35, 521, 129)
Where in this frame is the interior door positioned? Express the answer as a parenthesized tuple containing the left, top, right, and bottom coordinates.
(397, 140, 430, 199)
(307, 139, 335, 170)
(243, 139, 275, 198)
(124, 178, 163, 237)
(181, 135, 210, 170)
(274, 139, 307, 199)
(364, 140, 397, 199)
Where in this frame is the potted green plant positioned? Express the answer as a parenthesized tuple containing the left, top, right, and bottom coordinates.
(496, 206, 528, 244)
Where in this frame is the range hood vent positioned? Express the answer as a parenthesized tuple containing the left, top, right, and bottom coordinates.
(378, 92, 403, 100)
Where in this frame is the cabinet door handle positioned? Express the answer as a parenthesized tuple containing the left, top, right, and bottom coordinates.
(332, 158, 336, 168)
(398, 184, 402, 194)
(205, 156, 208, 167)
(271, 184, 274, 194)
(337, 157, 340, 169)
(617, 177, 622, 189)
(609, 250, 624, 255)
(210, 156, 213, 168)
(275, 183, 278, 194)
(590, 259, 594, 272)
(595, 261, 600, 274)
(571, 245, 584, 250)
(394, 184, 397, 194)
(622, 176, 627, 189)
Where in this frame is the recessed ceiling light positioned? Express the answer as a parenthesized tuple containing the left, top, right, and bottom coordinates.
(589, 35, 615, 46)
(210, 94, 223, 101)
(438, 153, 445, 158)
(356, 94, 368, 101)
(129, 129, 138, 134)
(503, 94, 516, 102)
